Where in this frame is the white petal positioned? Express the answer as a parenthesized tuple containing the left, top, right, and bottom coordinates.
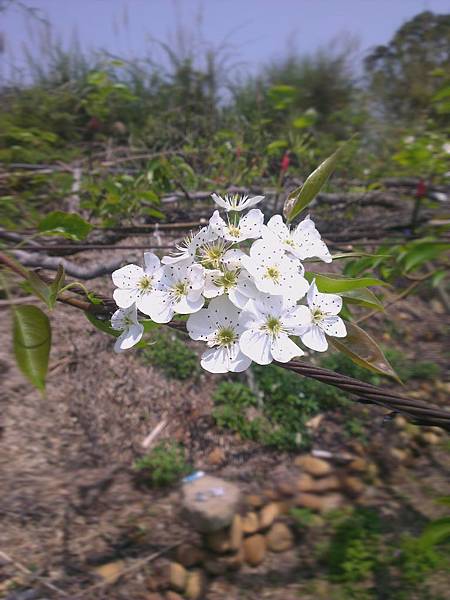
(270, 333, 304, 362)
(203, 269, 223, 298)
(188, 264, 205, 291)
(209, 210, 226, 235)
(208, 295, 241, 328)
(222, 249, 246, 268)
(267, 214, 289, 239)
(147, 291, 174, 323)
(112, 264, 143, 288)
(201, 347, 229, 373)
(239, 209, 264, 239)
(321, 316, 347, 338)
(300, 325, 328, 352)
(239, 329, 273, 365)
(136, 290, 159, 316)
(187, 309, 216, 340)
(284, 305, 313, 333)
(113, 288, 136, 309)
(114, 323, 144, 353)
(241, 195, 264, 210)
(228, 348, 253, 372)
(144, 252, 161, 274)
(211, 193, 229, 210)
(174, 294, 204, 314)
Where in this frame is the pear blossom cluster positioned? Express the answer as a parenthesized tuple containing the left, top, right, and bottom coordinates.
(110, 193, 347, 372)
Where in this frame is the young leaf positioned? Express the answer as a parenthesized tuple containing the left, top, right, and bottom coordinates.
(330, 321, 400, 382)
(284, 140, 350, 222)
(13, 305, 51, 392)
(38, 211, 92, 241)
(305, 272, 387, 293)
(48, 265, 65, 309)
(341, 288, 384, 311)
(26, 270, 53, 307)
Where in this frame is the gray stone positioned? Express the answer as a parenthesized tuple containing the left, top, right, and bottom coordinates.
(181, 475, 241, 533)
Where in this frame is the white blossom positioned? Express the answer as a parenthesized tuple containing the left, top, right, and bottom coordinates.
(162, 226, 217, 265)
(211, 192, 264, 212)
(295, 280, 347, 352)
(187, 296, 252, 373)
(239, 294, 305, 365)
(146, 262, 205, 323)
(209, 209, 264, 242)
(264, 214, 332, 263)
(111, 304, 144, 353)
(242, 239, 308, 300)
(112, 252, 161, 313)
(203, 265, 258, 309)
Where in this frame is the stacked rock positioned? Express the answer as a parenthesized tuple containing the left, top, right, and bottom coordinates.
(146, 456, 368, 598)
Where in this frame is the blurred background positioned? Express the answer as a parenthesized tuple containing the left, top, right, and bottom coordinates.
(0, 2, 449, 600)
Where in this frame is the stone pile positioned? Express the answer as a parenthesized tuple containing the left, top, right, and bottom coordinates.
(146, 454, 368, 599)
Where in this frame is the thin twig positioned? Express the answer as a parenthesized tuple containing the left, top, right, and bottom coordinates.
(0, 550, 68, 597)
(75, 541, 183, 598)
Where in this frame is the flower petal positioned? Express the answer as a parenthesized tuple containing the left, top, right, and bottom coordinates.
(147, 291, 174, 323)
(270, 333, 304, 362)
(201, 346, 229, 373)
(239, 329, 272, 365)
(144, 252, 161, 274)
(174, 294, 204, 314)
(300, 324, 328, 352)
(321, 316, 347, 338)
(113, 288, 136, 309)
(114, 323, 144, 353)
(187, 309, 216, 340)
(112, 264, 143, 288)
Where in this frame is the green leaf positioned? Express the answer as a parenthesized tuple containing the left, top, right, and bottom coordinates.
(420, 517, 450, 548)
(330, 321, 400, 382)
(38, 211, 92, 241)
(305, 272, 387, 293)
(341, 288, 384, 311)
(48, 265, 65, 309)
(284, 140, 351, 222)
(13, 305, 51, 392)
(26, 271, 53, 307)
(328, 252, 391, 261)
(402, 242, 450, 273)
(85, 312, 120, 337)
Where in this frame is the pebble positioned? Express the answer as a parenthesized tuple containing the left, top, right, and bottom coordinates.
(242, 511, 259, 534)
(230, 514, 243, 550)
(206, 528, 230, 554)
(93, 560, 125, 584)
(259, 502, 280, 529)
(296, 492, 345, 512)
(245, 494, 264, 509)
(343, 476, 365, 497)
(243, 534, 267, 566)
(169, 562, 187, 592)
(165, 592, 184, 600)
(420, 432, 441, 445)
(294, 455, 332, 477)
(207, 447, 226, 465)
(181, 475, 240, 533)
(266, 522, 294, 552)
(176, 544, 205, 568)
(185, 570, 206, 600)
(308, 475, 341, 493)
(297, 473, 315, 492)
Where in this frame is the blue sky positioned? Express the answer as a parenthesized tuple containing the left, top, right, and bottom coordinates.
(1, 0, 449, 79)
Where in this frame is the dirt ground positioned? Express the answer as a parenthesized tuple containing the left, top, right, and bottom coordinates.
(1, 229, 449, 599)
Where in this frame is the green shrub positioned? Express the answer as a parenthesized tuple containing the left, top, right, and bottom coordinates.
(323, 508, 381, 583)
(134, 441, 190, 487)
(141, 331, 199, 380)
(212, 364, 349, 451)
